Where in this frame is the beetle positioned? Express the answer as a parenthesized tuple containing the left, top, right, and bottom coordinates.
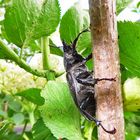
(62, 29, 116, 134)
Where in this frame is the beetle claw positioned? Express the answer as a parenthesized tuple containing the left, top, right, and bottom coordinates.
(98, 122, 116, 134)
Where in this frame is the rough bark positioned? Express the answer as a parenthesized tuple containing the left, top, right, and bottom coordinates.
(88, 0, 125, 140)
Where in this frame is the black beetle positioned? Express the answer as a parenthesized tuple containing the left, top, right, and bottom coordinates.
(62, 29, 116, 134)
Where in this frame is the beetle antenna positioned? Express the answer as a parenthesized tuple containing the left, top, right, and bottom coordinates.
(84, 53, 92, 61)
(72, 28, 90, 50)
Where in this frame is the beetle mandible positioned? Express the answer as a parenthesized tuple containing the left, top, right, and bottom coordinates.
(62, 29, 116, 134)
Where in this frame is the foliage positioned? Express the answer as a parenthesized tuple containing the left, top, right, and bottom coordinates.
(4, 0, 60, 47)
(116, 0, 131, 14)
(0, 0, 140, 140)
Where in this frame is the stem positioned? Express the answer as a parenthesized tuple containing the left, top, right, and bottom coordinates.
(19, 46, 23, 59)
(41, 36, 55, 80)
(20, 39, 29, 59)
(41, 36, 51, 70)
(89, 0, 124, 139)
(21, 120, 28, 136)
(29, 111, 35, 126)
(0, 40, 63, 79)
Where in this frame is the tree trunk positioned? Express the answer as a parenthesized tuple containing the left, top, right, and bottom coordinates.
(88, 0, 125, 140)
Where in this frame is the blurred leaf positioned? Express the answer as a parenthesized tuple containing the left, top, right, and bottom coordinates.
(0, 110, 7, 117)
(49, 39, 63, 56)
(82, 10, 90, 28)
(116, 0, 131, 14)
(60, 3, 89, 44)
(125, 133, 138, 140)
(0, 0, 11, 6)
(12, 113, 24, 125)
(24, 132, 33, 140)
(7, 108, 15, 117)
(118, 22, 140, 77)
(0, 122, 10, 135)
(121, 64, 134, 84)
(28, 40, 41, 53)
(16, 88, 44, 106)
(137, 1, 140, 8)
(123, 77, 140, 111)
(4, 95, 21, 112)
(32, 119, 57, 140)
(0, 49, 5, 59)
(0, 47, 9, 59)
(0, 132, 24, 140)
(3, 0, 60, 47)
(125, 112, 140, 138)
(40, 81, 84, 140)
(82, 120, 95, 140)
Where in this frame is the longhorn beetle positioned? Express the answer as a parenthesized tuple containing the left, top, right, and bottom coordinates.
(62, 29, 116, 134)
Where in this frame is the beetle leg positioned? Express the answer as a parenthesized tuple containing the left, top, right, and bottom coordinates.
(80, 97, 98, 122)
(80, 98, 116, 134)
(76, 77, 96, 86)
(76, 73, 97, 86)
(82, 109, 116, 134)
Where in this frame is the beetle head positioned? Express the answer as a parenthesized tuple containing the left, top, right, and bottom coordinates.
(62, 41, 84, 71)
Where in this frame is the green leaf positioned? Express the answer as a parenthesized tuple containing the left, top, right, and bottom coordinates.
(32, 119, 57, 140)
(40, 81, 84, 140)
(16, 88, 45, 106)
(60, 4, 89, 44)
(118, 22, 140, 77)
(4, 0, 60, 47)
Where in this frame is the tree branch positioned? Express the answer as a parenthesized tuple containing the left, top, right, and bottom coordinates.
(89, 0, 125, 139)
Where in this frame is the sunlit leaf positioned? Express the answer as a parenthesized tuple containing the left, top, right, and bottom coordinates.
(40, 81, 84, 140)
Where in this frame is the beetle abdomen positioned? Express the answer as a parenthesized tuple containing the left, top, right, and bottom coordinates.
(66, 64, 96, 120)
